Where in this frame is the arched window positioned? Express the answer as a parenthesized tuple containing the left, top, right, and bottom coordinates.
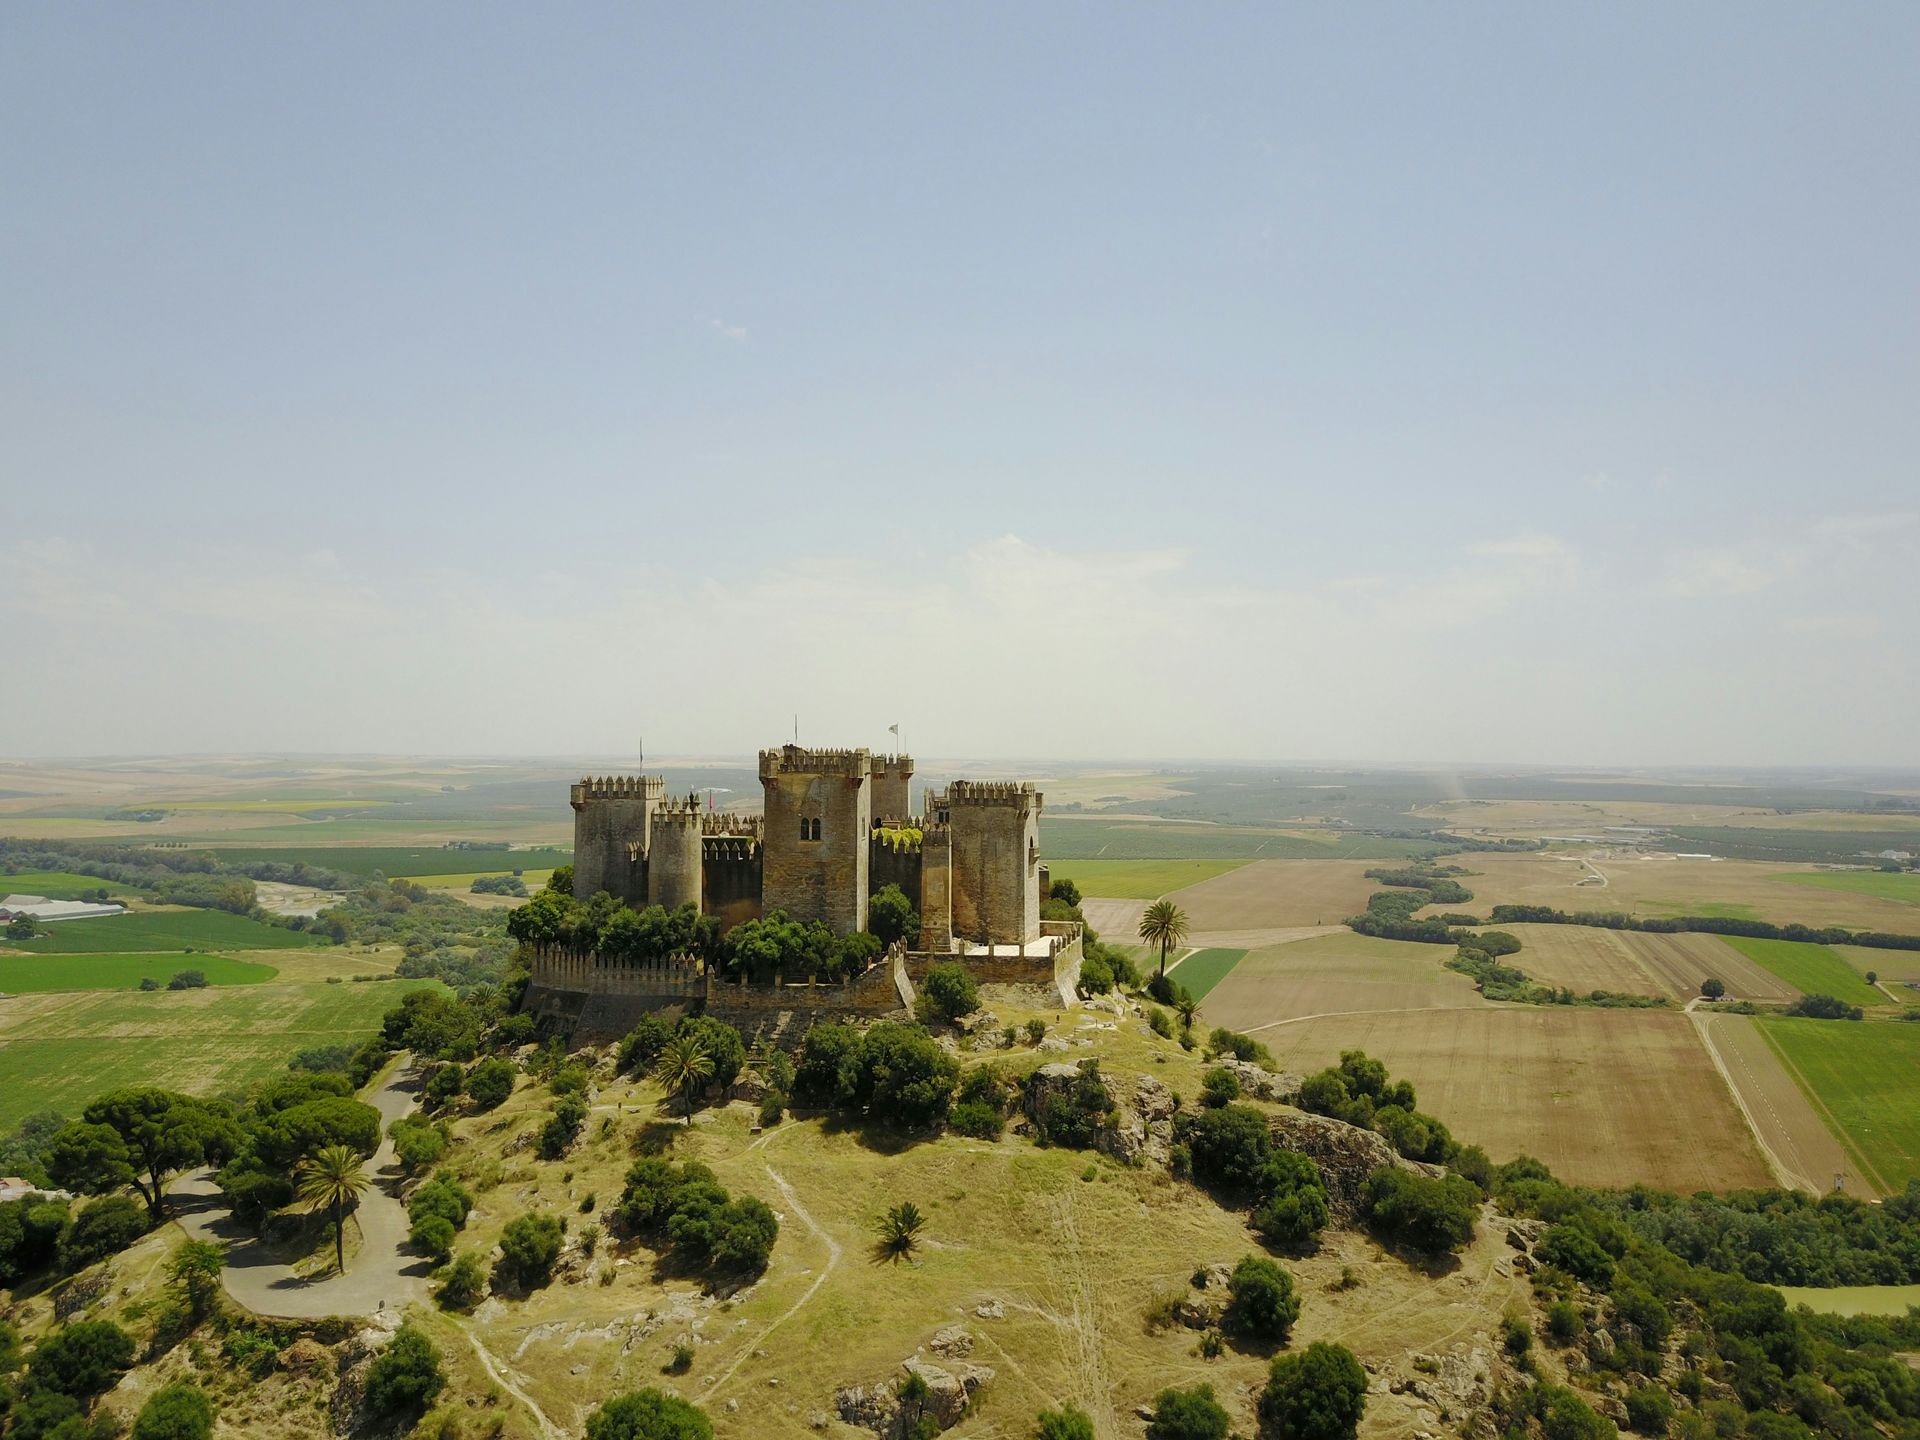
(811, 818, 824, 841)
(800, 817, 822, 842)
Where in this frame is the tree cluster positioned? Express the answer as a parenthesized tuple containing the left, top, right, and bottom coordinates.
(793, 1021, 960, 1130)
(1174, 1103, 1332, 1249)
(617, 1156, 778, 1277)
(1486, 904, 1920, 953)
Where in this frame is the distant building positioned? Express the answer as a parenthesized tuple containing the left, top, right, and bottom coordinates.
(0, 894, 127, 923)
(1672, 853, 1714, 861)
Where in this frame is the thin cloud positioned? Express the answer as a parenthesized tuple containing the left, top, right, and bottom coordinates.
(705, 316, 748, 342)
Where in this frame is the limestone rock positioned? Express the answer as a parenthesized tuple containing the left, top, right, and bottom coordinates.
(1267, 1111, 1424, 1220)
(973, 1299, 1005, 1319)
(278, 1339, 330, 1375)
(928, 1325, 973, 1359)
(1221, 1058, 1300, 1104)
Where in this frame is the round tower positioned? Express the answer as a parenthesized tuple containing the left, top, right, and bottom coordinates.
(648, 795, 705, 913)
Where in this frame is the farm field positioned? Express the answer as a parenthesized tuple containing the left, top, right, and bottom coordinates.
(1691, 1011, 1857, 1196)
(1495, 925, 1796, 1003)
(1756, 1017, 1920, 1193)
(1439, 851, 1920, 934)
(1198, 930, 1487, 1033)
(1834, 944, 1920, 988)
(401, 868, 555, 891)
(1162, 947, 1246, 1001)
(1044, 858, 1247, 899)
(0, 951, 277, 993)
(1039, 818, 1433, 862)
(1719, 938, 1888, 1009)
(0, 908, 326, 953)
(0, 978, 441, 1128)
(1782, 871, 1920, 907)
(1166, 859, 1385, 937)
(1416, 798, 1920, 837)
(0, 869, 146, 899)
(1772, 1284, 1920, 1317)
(1256, 1007, 1773, 1192)
(201, 844, 567, 878)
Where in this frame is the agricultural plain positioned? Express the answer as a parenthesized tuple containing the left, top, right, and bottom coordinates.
(1161, 946, 1246, 1000)
(1690, 1011, 1857, 1196)
(1199, 930, 1487, 1032)
(1492, 925, 1795, 1003)
(1, 907, 326, 953)
(1756, 1017, 1920, 1193)
(0, 951, 276, 993)
(1165, 858, 1385, 937)
(1254, 1007, 1773, 1192)
(0, 978, 441, 1128)
(1782, 870, 1920, 907)
(1718, 937, 1888, 1008)
(1044, 858, 1248, 899)
(1439, 851, 1920, 934)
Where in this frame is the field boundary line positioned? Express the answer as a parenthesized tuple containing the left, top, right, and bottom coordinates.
(1685, 1005, 1809, 1194)
(1752, 1019, 1892, 1195)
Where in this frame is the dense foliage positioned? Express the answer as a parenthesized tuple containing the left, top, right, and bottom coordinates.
(793, 1021, 959, 1130)
(617, 1156, 778, 1277)
(584, 1389, 714, 1440)
(1260, 1342, 1369, 1440)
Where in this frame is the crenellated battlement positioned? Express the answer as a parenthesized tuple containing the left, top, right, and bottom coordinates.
(868, 753, 914, 776)
(946, 780, 1041, 809)
(571, 775, 666, 806)
(759, 744, 872, 780)
(653, 793, 705, 823)
(702, 813, 762, 837)
(703, 834, 760, 860)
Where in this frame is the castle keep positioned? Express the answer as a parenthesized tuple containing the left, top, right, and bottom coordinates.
(538, 745, 1082, 1037)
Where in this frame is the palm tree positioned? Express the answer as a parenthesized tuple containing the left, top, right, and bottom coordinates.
(877, 1200, 927, 1261)
(1137, 900, 1190, 978)
(654, 1033, 715, 1125)
(1174, 994, 1199, 1035)
(295, 1144, 370, 1275)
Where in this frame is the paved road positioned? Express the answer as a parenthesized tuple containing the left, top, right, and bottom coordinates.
(170, 1060, 432, 1319)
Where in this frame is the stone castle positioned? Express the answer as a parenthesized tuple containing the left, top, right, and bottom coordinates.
(530, 745, 1083, 1038)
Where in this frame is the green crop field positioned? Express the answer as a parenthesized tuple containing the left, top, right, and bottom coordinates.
(402, 868, 553, 891)
(1718, 937, 1889, 1008)
(0, 978, 442, 1129)
(1756, 1017, 1920, 1192)
(0, 869, 149, 899)
(1772, 1284, 1920, 1317)
(1045, 859, 1249, 899)
(0, 952, 277, 993)
(200, 844, 568, 878)
(1039, 820, 1433, 862)
(1781, 871, 1920, 908)
(1165, 947, 1248, 1001)
(3, 909, 327, 954)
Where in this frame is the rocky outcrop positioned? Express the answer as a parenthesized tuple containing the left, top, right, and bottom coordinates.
(835, 1357, 993, 1437)
(1220, 1058, 1301, 1104)
(1019, 1064, 1176, 1167)
(1267, 1111, 1433, 1220)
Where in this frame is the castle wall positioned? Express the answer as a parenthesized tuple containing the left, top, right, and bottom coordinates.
(868, 835, 922, 909)
(702, 836, 763, 932)
(948, 781, 1043, 945)
(570, 777, 658, 906)
(760, 746, 871, 934)
(649, 804, 705, 912)
(916, 823, 954, 952)
(869, 754, 914, 826)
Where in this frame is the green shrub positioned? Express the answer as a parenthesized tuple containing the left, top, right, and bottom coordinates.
(466, 1057, 516, 1110)
(1035, 1403, 1097, 1439)
(1199, 1068, 1240, 1108)
(435, 1251, 487, 1311)
(1145, 1383, 1230, 1439)
(584, 1388, 714, 1440)
(499, 1212, 565, 1288)
(916, 962, 980, 1023)
(1222, 1254, 1300, 1341)
(365, 1322, 445, 1417)
(1360, 1167, 1479, 1255)
(1259, 1341, 1368, 1440)
(58, 1194, 149, 1271)
(410, 1214, 457, 1264)
(26, 1319, 135, 1397)
(1625, 1386, 1674, 1435)
(132, 1382, 214, 1440)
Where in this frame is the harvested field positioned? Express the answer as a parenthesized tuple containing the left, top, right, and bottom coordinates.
(1834, 944, 1920, 987)
(1079, 897, 1146, 946)
(1441, 852, 1920, 934)
(1692, 1010, 1856, 1195)
(1166, 859, 1384, 939)
(1255, 1008, 1772, 1192)
(1198, 931, 1487, 1032)
(1045, 858, 1248, 899)
(1496, 925, 1795, 1003)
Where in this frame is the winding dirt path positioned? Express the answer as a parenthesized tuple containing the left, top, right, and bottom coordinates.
(704, 1164, 843, 1401)
(464, 1328, 563, 1440)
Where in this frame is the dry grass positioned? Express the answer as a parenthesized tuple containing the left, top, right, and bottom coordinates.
(1199, 931, 1488, 1033)
(1255, 1008, 1773, 1192)
(1492, 925, 1796, 1003)
(1414, 798, 1920, 836)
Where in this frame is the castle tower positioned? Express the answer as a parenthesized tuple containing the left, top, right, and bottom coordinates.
(759, 745, 872, 934)
(648, 793, 705, 912)
(948, 780, 1043, 947)
(570, 775, 663, 906)
(868, 754, 914, 826)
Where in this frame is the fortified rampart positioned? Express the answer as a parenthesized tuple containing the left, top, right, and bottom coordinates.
(570, 776, 661, 906)
(868, 753, 914, 825)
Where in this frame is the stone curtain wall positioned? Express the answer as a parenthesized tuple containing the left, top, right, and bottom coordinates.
(702, 836, 763, 931)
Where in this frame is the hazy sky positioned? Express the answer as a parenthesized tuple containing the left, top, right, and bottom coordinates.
(4, 5, 1916, 765)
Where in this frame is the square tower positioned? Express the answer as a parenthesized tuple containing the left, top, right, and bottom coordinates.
(759, 745, 872, 934)
(570, 775, 663, 906)
(868, 753, 914, 826)
(948, 780, 1042, 946)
